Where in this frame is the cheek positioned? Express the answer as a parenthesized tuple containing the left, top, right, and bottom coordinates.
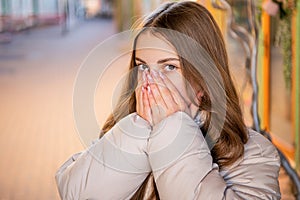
(166, 72, 191, 103)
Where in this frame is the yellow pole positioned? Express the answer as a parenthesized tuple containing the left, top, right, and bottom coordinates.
(260, 1, 271, 131)
(201, 1, 226, 35)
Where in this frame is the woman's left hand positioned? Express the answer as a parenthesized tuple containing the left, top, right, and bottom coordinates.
(143, 70, 190, 126)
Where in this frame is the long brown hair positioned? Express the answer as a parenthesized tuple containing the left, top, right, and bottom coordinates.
(101, 2, 248, 199)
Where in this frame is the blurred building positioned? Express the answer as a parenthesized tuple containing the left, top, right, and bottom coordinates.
(0, 0, 106, 33)
(1, 0, 60, 32)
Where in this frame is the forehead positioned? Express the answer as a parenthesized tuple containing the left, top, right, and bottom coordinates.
(135, 32, 178, 60)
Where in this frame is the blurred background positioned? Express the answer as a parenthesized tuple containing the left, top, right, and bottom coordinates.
(0, 0, 299, 199)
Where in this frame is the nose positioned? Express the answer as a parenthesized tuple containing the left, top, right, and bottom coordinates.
(147, 63, 160, 73)
(148, 63, 159, 72)
(149, 69, 159, 75)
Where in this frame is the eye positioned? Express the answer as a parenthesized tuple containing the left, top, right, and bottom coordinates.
(163, 64, 178, 72)
(137, 63, 149, 71)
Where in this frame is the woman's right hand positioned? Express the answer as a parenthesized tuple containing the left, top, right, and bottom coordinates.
(136, 72, 152, 125)
(136, 71, 190, 126)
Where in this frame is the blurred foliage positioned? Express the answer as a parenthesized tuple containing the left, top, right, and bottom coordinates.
(274, 0, 297, 89)
(227, 0, 296, 89)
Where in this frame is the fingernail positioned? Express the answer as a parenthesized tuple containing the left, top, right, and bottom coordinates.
(159, 71, 165, 79)
(147, 85, 151, 94)
(142, 86, 145, 93)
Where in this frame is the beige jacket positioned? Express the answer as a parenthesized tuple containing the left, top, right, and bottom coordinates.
(56, 112, 281, 199)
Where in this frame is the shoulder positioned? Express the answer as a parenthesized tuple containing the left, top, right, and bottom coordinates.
(221, 129, 280, 173)
(219, 129, 281, 199)
(243, 129, 280, 162)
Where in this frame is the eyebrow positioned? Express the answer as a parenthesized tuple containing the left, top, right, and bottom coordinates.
(135, 57, 146, 63)
(135, 57, 179, 64)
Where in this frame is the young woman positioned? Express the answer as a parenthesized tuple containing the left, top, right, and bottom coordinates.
(56, 2, 281, 199)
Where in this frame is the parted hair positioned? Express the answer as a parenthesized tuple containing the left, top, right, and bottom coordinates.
(101, 2, 248, 199)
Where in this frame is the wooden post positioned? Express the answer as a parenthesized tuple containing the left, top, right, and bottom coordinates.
(259, 1, 271, 131)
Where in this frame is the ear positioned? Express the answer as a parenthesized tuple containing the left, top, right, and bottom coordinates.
(197, 90, 204, 100)
(195, 90, 204, 106)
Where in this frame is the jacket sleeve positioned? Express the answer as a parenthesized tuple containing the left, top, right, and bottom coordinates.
(147, 111, 281, 200)
(55, 113, 152, 200)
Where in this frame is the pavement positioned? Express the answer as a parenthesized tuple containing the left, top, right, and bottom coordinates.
(0, 18, 117, 199)
(0, 17, 296, 199)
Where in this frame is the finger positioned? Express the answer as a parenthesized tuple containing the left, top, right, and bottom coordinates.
(136, 72, 147, 115)
(142, 87, 152, 125)
(147, 85, 162, 123)
(146, 85, 156, 109)
(152, 70, 178, 110)
(135, 82, 142, 113)
(159, 71, 188, 110)
(142, 71, 148, 88)
(147, 72, 167, 109)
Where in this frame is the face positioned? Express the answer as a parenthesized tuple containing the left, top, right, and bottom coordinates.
(134, 32, 193, 105)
